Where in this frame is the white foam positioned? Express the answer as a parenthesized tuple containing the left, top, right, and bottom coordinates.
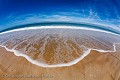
(89, 43, 116, 53)
(0, 26, 119, 36)
(0, 26, 118, 67)
(0, 43, 117, 67)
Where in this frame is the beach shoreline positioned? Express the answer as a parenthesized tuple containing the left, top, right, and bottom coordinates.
(0, 44, 120, 80)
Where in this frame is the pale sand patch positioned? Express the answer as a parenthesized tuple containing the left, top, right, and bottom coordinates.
(0, 44, 120, 80)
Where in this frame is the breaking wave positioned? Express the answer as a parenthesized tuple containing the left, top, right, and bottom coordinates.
(0, 22, 120, 67)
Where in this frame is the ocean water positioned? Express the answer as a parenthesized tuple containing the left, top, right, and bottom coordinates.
(0, 25, 120, 67)
(0, 0, 120, 68)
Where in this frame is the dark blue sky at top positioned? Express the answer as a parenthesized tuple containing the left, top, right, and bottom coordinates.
(0, 0, 120, 19)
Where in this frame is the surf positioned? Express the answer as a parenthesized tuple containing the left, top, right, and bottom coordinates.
(0, 25, 120, 67)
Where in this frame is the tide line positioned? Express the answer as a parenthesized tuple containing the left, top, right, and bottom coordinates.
(0, 43, 116, 68)
(0, 26, 120, 36)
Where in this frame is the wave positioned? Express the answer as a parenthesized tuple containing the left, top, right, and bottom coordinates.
(0, 43, 117, 67)
(0, 25, 120, 67)
(0, 22, 120, 35)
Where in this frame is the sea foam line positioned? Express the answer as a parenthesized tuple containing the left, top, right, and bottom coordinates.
(0, 43, 117, 68)
(0, 26, 118, 67)
(0, 26, 120, 36)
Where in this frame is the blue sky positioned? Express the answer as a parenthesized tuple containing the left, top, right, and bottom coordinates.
(0, 0, 120, 31)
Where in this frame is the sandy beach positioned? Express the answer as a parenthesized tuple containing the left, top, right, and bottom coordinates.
(0, 44, 119, 80)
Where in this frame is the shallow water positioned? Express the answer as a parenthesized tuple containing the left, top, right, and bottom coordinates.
(0, 26, 120, 67)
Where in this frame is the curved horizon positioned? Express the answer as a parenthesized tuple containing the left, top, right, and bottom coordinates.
(0, 22, 120, 35)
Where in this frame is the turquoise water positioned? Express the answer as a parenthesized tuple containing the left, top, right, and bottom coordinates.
(0, 22, 120, 35)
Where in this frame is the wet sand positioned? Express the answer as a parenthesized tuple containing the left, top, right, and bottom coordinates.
(0, 44, 120, 80)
